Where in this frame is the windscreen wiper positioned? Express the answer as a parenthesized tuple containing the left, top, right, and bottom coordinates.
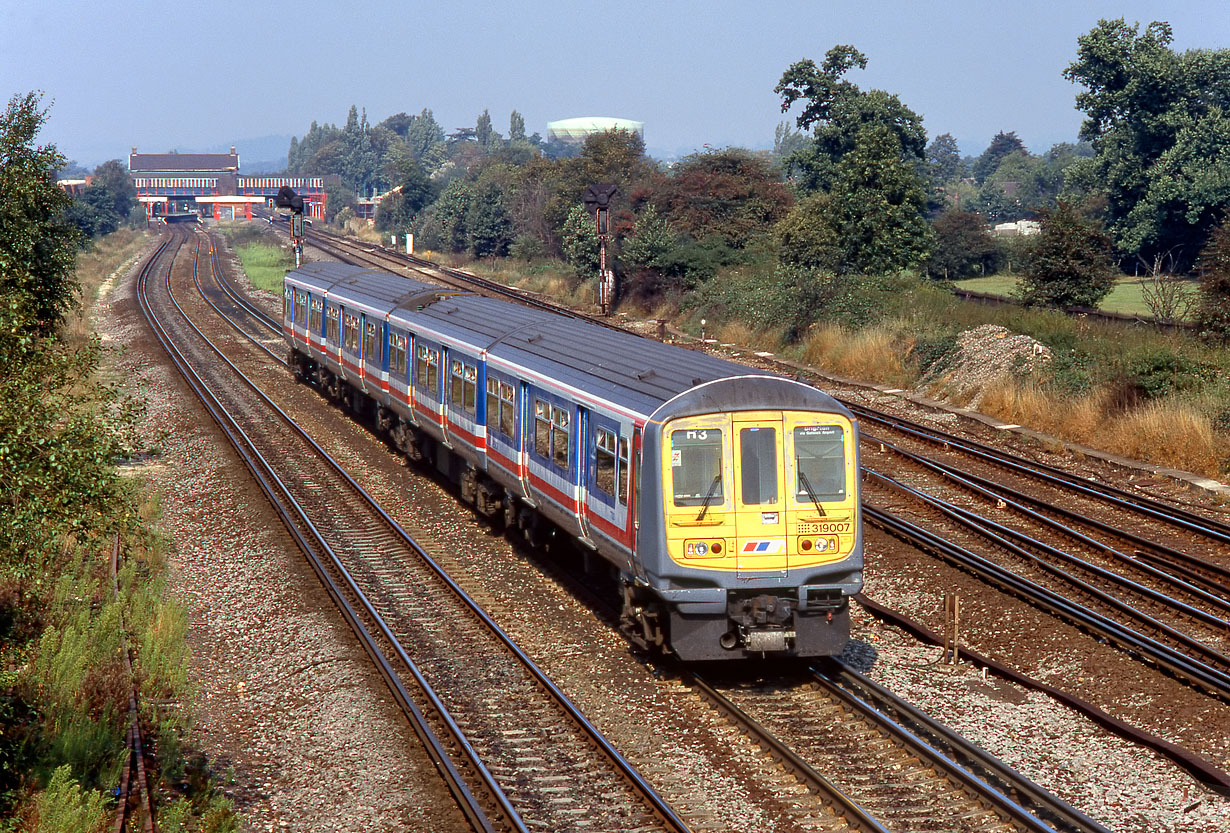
(696, 474, 722, 521)
(798, 470, 827, 517)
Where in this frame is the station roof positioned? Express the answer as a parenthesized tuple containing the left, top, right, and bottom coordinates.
(129, 147, 239, 174)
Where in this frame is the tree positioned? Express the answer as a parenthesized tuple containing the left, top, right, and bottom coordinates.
(509, 110, 527, 144)
(338, 105, 382, 196)
(771, 121, 810, 167)
(560, 204, 599, 278)
(775, 46, 927, 192)
(621, 205, 676, 271)
(475, 109, 500, 150)
(1064, 18, 1230, 267)
(0, 92, 79, 332)
(403, 108, 447, 171)
(1194, 215, 1230, 341)
(375, 159, 438, 232)
(777, 126, 933, 276)
(64, 159, 138, 239)
(776, 191, 843, 272)
(824, 125, 934, 274)
(1018, 201, 1117, 308)
(651, 148, 793, 249)
(927, 209, 1001, 279)
(288, 120, 341, 174)
(466, 180, 513, 257)
(0, 92, 138, 569)
(432, 180, 475, 253)
(972, 131, 1027, 184)
(927, 133, 962, 187)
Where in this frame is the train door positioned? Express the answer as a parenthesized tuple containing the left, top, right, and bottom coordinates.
(732, 414, 788, 578)
(516, 381, 534, 500)
(576, 408, 595, 546)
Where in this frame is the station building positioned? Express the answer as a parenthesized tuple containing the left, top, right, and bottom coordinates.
(129, 147, 328, 221)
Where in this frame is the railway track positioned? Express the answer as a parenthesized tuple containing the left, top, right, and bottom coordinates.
(203, 224, 1135, 830)
(137, 229, 692, 833)
(692, 662, 1112, 833)
(236, 220, 1230, 817)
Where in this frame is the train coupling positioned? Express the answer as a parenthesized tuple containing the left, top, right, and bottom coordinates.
(724, 593, 796, 653)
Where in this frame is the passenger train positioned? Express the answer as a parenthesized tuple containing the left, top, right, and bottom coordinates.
(283, 262, 863, 661)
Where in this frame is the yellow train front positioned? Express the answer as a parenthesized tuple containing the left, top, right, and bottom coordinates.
(629, 376, 863, 661)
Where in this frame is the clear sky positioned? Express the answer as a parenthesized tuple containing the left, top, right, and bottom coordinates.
(3, 1, 1228, 167)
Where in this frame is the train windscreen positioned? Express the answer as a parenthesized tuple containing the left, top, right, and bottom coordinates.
(794, 425, 846, 501)
(670, 429, 724, 506)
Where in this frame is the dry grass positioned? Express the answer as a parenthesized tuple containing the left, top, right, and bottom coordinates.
(979, 378, 1228, 477)
(67, 229, 153, 347)
(799, 322, 913, 387)
(1105, 403, 1226, 475)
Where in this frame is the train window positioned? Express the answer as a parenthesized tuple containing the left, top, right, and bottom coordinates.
(464, 365, 478, 414)
(309, 299, 323, 333)
(283, 287, 292, 320)
(296, 294, 307, 327)
(389, 333, 408, 376)
(448, 359, 477, 416)
(534, 399, 550, 458)
(618, 436, 630, 505)
(740, 427, 778, 505)
(500, 383, 515, 437)
(325, 308, 340, 345)
(415, 345, 439, 395)
(551, 406, 570, 470)
(794, 426, 846, 501)
(595, 428, 617, 497)
(486, 379, 515, 436)
(486, 379, 499, 433)
(342, 314, 360, 351)
(363, 322, 378, 362)
(671, 429, 723, 507)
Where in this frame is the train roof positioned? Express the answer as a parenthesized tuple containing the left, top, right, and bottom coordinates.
(285, 263, 784, 417)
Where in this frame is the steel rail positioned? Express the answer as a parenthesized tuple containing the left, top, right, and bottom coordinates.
(686, 673, 894, 833)
(187, 233, 287, 366)
(849, 402, 1230, 545)
(811, 659, 1112, 833)
(111, 534, 157, 833)
(149, 229, 692, 833)
(866, 432, 1230, 617)
(870, 467, 1230, 670)
(852, 593, 1230, 796)
(137, 230, 512, 833)
(202, 228, 282, 333)
(863, 497, 1230, 701)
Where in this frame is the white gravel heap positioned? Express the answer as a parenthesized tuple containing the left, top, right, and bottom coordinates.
(927, 324, 1052, 406)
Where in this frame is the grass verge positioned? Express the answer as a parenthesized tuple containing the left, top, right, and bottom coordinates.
(215, 221, 293, 293)
(1, 229, 240, 831)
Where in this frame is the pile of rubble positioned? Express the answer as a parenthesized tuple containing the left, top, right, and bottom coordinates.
(925, 324, 1052, 406)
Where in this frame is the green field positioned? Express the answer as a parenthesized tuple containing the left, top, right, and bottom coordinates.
(953, 274, 1200, 318)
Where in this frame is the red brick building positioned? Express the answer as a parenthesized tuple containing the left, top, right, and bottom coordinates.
(129, 148, 328, 220)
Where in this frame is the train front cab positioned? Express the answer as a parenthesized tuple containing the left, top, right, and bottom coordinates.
(640, 389, 863, 661)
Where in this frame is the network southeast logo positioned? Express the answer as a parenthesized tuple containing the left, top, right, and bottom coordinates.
(741, 540, 785, 554)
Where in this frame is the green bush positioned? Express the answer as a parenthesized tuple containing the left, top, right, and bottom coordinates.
(33, 765, 107, 833)
(1123, 349, 1207, 399)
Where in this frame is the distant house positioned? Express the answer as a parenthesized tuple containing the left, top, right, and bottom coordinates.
(993, 220, 1040, 237)
(58, 177, 92, 196)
